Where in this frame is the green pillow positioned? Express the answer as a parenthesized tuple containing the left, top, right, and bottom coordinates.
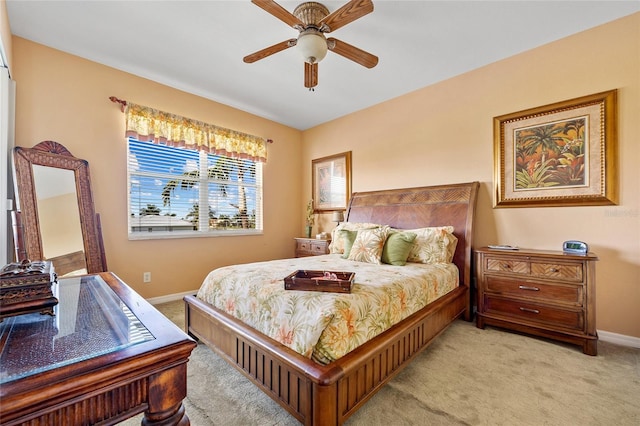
(381, 231, 417, 266)
(339, 230, 358, 259)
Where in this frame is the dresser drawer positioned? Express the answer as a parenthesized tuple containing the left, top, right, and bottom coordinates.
(530, 261, 582, 282)
(484, 295, 584, 331)
(485, 258, 530, 275)
(485, 276, 583, 305)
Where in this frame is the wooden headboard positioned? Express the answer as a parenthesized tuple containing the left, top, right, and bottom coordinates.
(346, 181, 480, 287)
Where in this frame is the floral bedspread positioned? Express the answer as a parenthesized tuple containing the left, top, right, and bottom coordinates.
(196, 254, 458, 364)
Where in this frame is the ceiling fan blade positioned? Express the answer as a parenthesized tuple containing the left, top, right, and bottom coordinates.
(305, 62, 318, 89)
(251, 0, 304, 29)
(320, 0, 373, 32)
(327, 37, 378, 68)
(244, 39, 297, 63)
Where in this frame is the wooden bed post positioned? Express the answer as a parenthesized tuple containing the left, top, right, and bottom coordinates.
(312, 381, 338, 426)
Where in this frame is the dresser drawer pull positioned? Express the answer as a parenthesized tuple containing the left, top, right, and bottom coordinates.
(519, 307, 540, 314)
(501, 263, 512, 269)
(518, 285, 540, 291)
(549, 268, 559, 273)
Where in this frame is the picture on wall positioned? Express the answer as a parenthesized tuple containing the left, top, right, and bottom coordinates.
(312, 151, 352, 212)
(494, 90, 617, 207)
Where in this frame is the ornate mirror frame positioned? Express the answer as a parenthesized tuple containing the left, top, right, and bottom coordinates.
(12, 141, 107, 274)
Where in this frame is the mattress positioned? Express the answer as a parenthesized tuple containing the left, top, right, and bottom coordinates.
(196, 254, 458, 364)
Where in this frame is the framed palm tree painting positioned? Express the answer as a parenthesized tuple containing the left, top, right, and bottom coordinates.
(494, 90, 617, 207)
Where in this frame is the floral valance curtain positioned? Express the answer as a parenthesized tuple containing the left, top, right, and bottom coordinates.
(124, 102, 267, 162)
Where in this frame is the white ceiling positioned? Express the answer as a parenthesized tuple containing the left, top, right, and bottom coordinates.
(6, 1, 639, 130)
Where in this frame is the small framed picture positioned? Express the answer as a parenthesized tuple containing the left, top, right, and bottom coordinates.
(312, 151, 352, 212)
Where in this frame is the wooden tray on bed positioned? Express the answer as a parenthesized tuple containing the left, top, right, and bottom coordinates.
(284, 270, 355, 293)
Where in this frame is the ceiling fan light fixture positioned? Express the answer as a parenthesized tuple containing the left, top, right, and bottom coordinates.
(297, 30, 327, 64)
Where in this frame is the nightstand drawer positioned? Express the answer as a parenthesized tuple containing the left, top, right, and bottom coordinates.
(484, 296, 584, 331)
(297, 241, 312, 252)
(486, 258, 530, 275)
(310, 242, 327, 254)
(530, 262, 582, 282)
(295, 238, 330, 257)
(485, 276, 583, 305)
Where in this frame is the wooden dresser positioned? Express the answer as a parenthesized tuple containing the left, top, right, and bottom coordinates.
(475, 247, 598, 355)
(295, 238, 331, 257)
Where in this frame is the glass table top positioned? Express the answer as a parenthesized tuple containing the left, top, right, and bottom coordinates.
(0, 274, 155, 384)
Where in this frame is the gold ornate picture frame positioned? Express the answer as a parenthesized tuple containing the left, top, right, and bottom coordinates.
(494, 90, 617, 207)
(312, 151, 352, 212)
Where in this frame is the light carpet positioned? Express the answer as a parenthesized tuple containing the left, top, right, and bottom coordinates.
(120, 300, 640, 425)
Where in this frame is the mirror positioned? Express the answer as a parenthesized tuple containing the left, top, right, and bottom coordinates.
(12, 141, 107, 275)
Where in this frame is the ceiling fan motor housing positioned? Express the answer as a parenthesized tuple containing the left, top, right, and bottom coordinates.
(293, 2, 330, 27)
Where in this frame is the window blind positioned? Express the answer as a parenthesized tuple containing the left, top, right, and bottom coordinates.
(127, 139, 263, 238)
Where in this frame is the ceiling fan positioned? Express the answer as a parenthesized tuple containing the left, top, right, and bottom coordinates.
(244, 0, 378, 90)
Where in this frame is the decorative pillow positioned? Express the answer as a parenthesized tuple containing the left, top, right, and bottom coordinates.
(445, 233, 458, 263)
(381, 231, 417, 266)
(338, 229, 358, 259)
(406, 226, 458, 264)
(329, 222, 382, 254)
(347, 226, 390, 264)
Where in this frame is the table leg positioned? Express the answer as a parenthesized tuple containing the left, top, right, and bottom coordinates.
(143, 363, 190, 425)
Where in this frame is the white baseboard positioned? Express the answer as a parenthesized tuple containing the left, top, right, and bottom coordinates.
(147, 290, 198, 306)
(598, 330, 640, 349)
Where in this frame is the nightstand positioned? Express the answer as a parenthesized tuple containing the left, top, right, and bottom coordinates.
(295, 238, 331, 257)
(476, 247, 598, 355)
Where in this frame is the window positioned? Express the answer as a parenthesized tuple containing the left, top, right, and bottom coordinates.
(127, 139, 263, 239)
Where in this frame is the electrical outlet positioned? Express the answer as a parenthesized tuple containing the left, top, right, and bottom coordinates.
(143, 272, 151, 283)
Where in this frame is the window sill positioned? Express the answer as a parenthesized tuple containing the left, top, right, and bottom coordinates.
(128, 229, 263, 241)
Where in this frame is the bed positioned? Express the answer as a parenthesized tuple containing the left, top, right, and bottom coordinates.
(184, 181, 480, 425)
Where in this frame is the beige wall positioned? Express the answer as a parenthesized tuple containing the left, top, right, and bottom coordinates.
(304, 13, 640, 338)
(9, 13, 639, 338)
(12, 37, 303, 298)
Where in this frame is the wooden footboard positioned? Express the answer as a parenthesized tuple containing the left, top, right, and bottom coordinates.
(185, 285, 467, 425)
